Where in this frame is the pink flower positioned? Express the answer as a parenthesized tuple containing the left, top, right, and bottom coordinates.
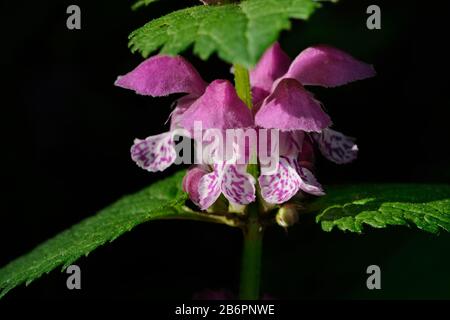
(115, 43, 374, 210)
(115, 56, 255, 210)
(252, 43, 374, 204)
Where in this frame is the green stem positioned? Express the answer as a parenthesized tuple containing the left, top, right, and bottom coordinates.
(233, 63, 263, 300)
(239, 203, 263, 300)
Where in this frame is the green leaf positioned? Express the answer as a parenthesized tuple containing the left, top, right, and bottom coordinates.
(313, 184, 450, 233)
(132, 0, 159, 11)
(128, 0, 321, 67)
(0, 171, 235, 299)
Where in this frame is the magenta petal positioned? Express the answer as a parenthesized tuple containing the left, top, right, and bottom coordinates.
(250, 42, 292, 97)
(183, 166, 209, 206)
(130, 132, 177, 172)
(169, 94, 198, 131)
(251, 87, 270, 113)
(115, 55, 207, 96)
(181, 80, 254, 130)
(312, 128, 358, 164)
(285, 45, 376, 87)
(255, 79, 332, 132)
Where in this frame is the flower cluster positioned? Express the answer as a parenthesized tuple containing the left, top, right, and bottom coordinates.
(115, 43, 375, 211)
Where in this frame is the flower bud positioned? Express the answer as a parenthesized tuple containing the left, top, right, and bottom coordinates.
(276, 204, 300, 228)
(182, 166, 208, 206)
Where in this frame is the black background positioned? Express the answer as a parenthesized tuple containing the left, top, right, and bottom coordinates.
(1, 0, 449, 301)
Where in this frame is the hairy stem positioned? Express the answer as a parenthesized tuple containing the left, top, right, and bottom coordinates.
(233, 63, 263, 300)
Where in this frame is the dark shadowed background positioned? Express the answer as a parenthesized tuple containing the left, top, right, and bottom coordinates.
(1, 0, 449, 301)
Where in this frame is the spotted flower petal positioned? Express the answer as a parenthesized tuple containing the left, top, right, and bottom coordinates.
(198, 162, 256, 210)
(259, 157, 302, 204)
(284, 45, 376, 87)
(312, 128, 358, 164)
(115, 55, 207, 96)
(198, 168, 222, 210)
(131, 132, 177, 172)
(181, 80, 254, 130)
(259, 155, 325, 204)
(220, 164, 256, 205)
(255, 78, 332, 132)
